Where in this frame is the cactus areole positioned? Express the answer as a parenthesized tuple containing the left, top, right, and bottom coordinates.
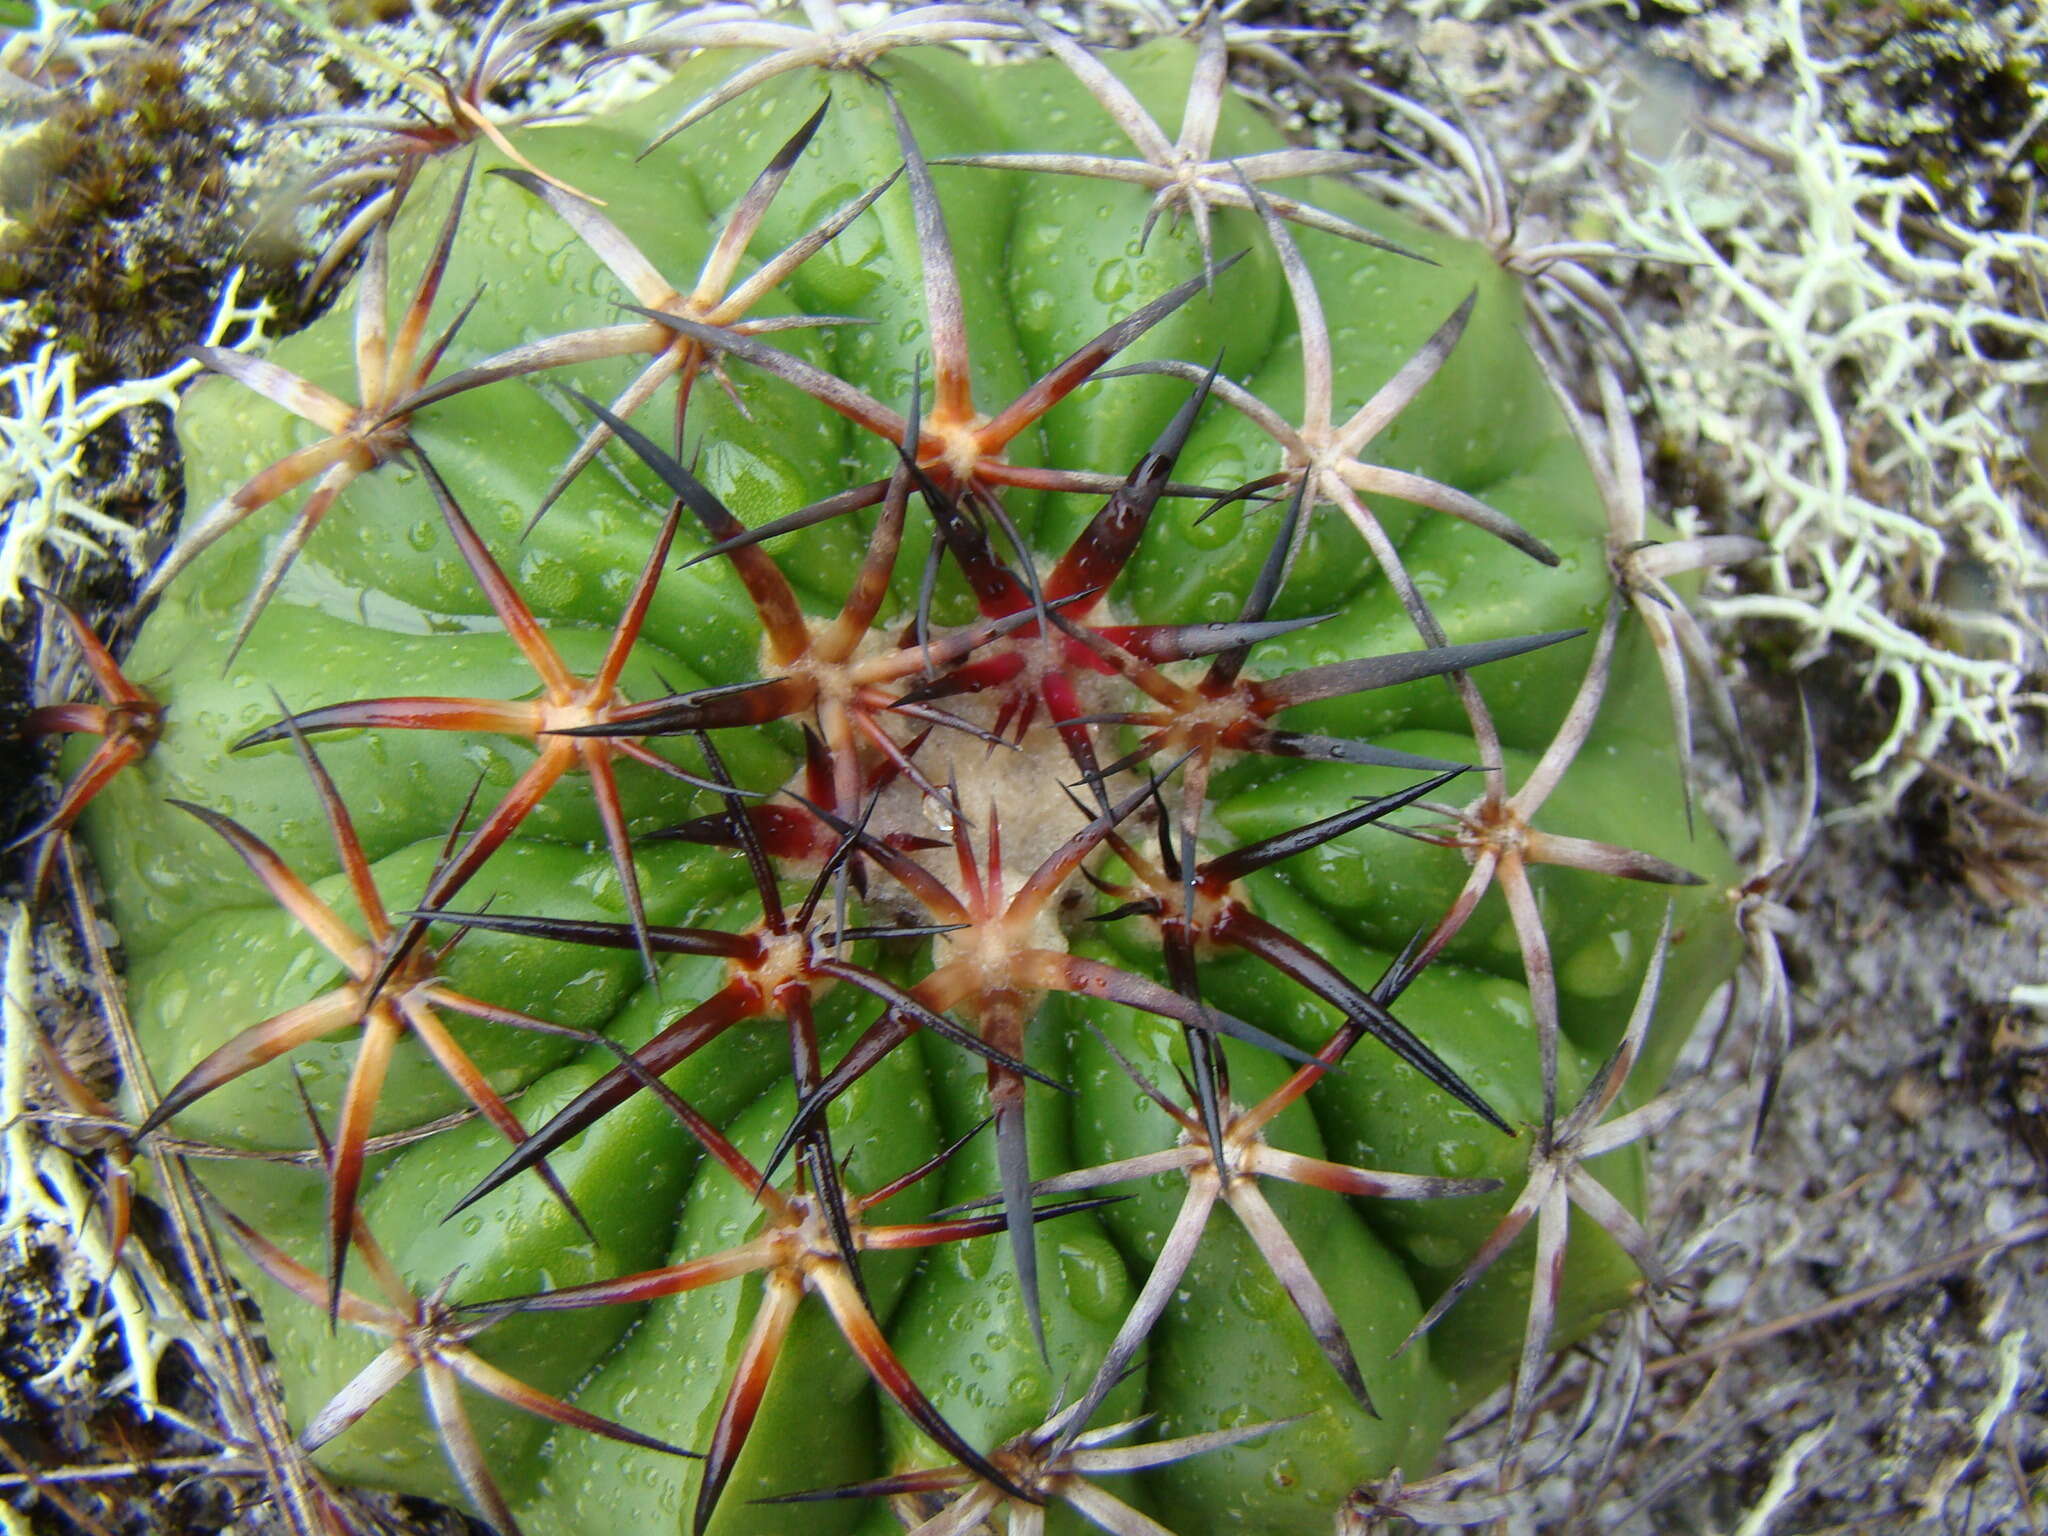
(81, 31, 1740, 1536)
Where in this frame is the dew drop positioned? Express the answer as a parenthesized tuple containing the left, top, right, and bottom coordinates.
(516, 551, 582, 612)
(1433, 1138, 1483, 1177)
(1091, 259, 1133, 305)
(1016, 288, 1057, 335)
(1410, 1232, 1464, 1269)
(1560, 925, 1636, 998)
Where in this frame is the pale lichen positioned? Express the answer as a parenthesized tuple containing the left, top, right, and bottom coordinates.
(1615, 0, 2048, 809)
(1268, 0, 2045, 813)
(0, 270, 273, 618)
(0, 905, 164, 1409)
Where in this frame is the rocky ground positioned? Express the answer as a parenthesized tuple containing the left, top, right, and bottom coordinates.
(1, 1, 2043, 1532)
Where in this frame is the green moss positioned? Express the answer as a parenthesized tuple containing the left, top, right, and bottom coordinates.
(0, 47, 298, 381)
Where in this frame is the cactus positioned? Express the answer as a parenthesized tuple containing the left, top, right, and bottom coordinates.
(69, 17, 1743, 1535)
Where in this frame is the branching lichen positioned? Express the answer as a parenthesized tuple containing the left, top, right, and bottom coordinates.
(1616, 0, 2048, 809)
(0, 270, 272, 617)
(0, 906, 167, 1409)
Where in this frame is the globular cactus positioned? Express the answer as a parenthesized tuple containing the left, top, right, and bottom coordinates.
(66, 14, 1742, 1534)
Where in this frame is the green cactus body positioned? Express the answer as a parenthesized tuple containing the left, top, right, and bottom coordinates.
(78, 31, 1740, 1536)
